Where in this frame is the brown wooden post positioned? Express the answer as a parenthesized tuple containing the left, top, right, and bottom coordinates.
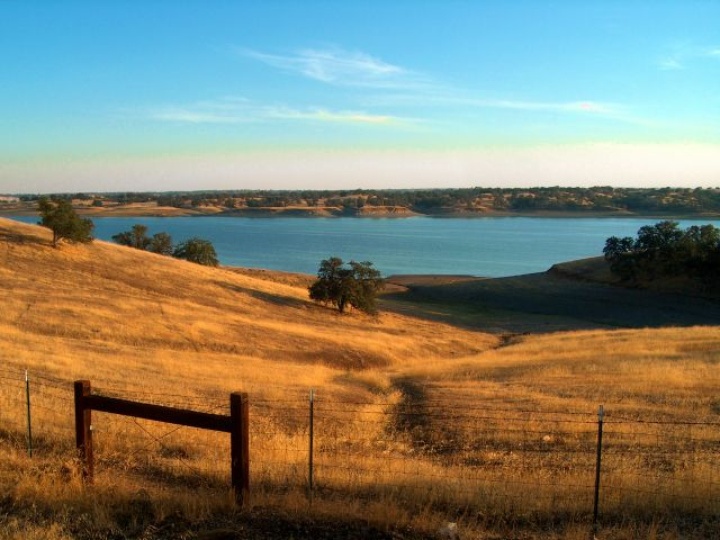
(74, 380, 94, 482)
(230, 392, 249, 506)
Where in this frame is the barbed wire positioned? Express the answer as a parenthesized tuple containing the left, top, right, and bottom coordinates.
(1, 367, 717, 523)
(2, 367, 718, 422)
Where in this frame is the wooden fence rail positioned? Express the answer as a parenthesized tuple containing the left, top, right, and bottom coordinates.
(73, 380, 249, 505)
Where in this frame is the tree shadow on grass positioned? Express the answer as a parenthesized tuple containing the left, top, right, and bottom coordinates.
(380, 271, 720, 335)
(0, 224, 50, 247)
(214, 281, 308, 310)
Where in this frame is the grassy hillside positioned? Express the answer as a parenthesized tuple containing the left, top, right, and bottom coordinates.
(0, 217, 496, 394)
(1, 217, 718, 539)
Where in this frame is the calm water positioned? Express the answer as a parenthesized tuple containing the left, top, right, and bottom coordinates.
(13, 216, 720, 277)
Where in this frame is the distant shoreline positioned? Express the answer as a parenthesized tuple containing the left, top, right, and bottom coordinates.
(3, 205, 720, 220)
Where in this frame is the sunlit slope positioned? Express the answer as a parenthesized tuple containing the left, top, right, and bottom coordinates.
(0, 218, 498, 398)
(2, 217, 720, 539)
(400, 326, 720, 423)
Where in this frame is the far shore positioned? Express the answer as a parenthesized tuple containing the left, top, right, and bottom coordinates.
(3, 203, 720, 220)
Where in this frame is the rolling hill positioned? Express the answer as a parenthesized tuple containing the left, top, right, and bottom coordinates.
(1, 216, 718, 540)
(0, 217, 498, 398)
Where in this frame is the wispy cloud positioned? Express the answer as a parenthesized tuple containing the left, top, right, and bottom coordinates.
(366, 92, 622, 117)
(147, 46, 635, 132)
(479, 98, 652, 125)
(659, 57, 684, 70)
(267, 107, 398, 125)
(481, 99, 619, 114)
(240, 47, 430, 89)
(150, 97, 251, 123)
(240, 46, 632, 123)
(148, 97, 402, 126)
(658, 44, 720, 70)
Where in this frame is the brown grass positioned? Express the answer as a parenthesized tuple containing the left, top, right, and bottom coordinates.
(0, 217, 718, 539)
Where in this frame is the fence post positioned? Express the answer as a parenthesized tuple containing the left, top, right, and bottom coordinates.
(308, 389, 315, 500)
(74, 380, 94, 482)
(230, 392, 249, 506)
(25, 370, 33, 457)
(592, 404, 605, 536)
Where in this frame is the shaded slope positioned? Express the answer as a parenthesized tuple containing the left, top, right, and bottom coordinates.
(383, 260, 720, 334)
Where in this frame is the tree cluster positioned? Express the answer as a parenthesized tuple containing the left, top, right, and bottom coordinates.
(112, 224, 173, 255)
(181, 187, 720, 214)
(308, 257, 384, 314)
(38, 197, 94, 247)
(112, 224, 218, 266)
(603, 221, 720, 287)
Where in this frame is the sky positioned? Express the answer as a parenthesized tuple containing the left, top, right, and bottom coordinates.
(1, 0, 719, 194)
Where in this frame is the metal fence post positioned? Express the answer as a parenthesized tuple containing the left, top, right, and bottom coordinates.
(592, 404, 605, 536)
(25, 370, 33, 457)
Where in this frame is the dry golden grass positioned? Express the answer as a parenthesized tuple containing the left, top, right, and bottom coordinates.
(408, 327, 720, 419)
(0, 217, 495, 390)
(1, 217, 718, 539)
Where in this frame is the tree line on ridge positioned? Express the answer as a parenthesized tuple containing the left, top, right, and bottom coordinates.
(21, 186, 720, 215)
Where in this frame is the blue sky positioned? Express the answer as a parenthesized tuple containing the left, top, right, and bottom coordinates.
(1, 1, 719, 193)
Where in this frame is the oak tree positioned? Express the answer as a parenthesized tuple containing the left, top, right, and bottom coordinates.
(172, 237, 219, 266)
(38, 197, 94, 247)
(309, 257, 383, 314)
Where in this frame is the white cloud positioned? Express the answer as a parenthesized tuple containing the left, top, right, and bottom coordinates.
(149, 97, 255, 123)
(146, 45, 634, 134)
(484, 99, 655, 126)
(658, 57, 683, 70)
(366, 92, 624, 118)
(240, 47, 429, 89)
(149, 98, 402, 126)
(267, 107, 398, 125)
(482, 99, 619, 114)
(658, 45, 720, 70)
(151, 108, 247, 124)
(239, 46, 635, 125)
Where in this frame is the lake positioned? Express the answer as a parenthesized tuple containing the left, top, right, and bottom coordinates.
(12, 216, 720, 277)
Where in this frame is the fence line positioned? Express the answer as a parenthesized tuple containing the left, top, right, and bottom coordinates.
(0, 368, 717, 533)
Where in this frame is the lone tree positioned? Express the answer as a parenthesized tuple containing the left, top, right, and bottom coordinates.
(309, 257, 384, 314)
(173, 237, 219, 266)
(38, 197, 94, 247)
